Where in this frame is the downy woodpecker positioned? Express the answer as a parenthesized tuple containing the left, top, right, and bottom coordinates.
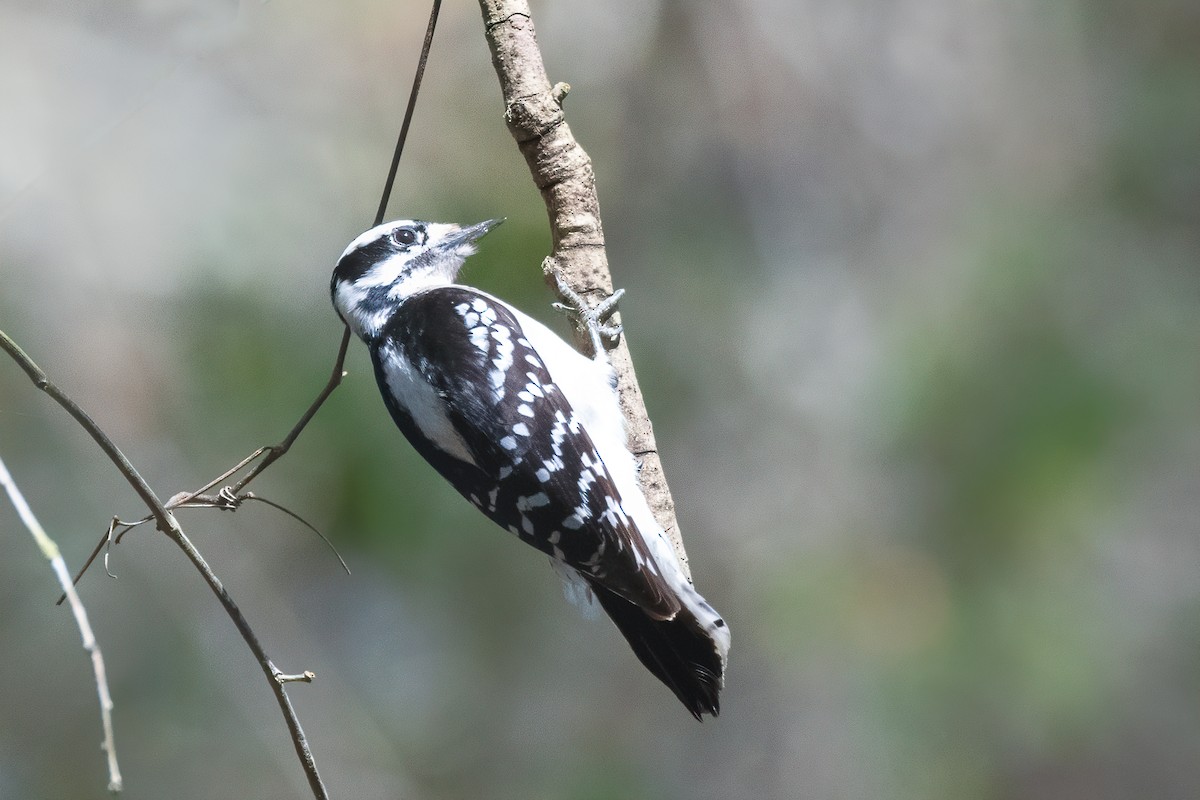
(331, 219, 729, 718)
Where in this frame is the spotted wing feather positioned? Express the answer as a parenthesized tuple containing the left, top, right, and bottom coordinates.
(374, 287, 681, 620)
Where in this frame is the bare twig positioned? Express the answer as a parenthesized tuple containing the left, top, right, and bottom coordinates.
(276, 671, 317, 684)
(376, 0, 444, 227)
(188, 0, 444, 501)
(477, 0, 692, 579)
(57, 487, 350, 607)
(241, 493, 351, 573)
(3, 0, 448, 792)
(225, 329, 351, 496)
(0, 329, 331, 800)
(50, 0, 444, 593)
(0, 453, 123, 794)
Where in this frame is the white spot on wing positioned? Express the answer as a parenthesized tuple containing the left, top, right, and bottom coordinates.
(490, 323, 514, 394)
(514, 493, 549, 512)
(469, 327, 490, 352)
(503, 296, 700, 594)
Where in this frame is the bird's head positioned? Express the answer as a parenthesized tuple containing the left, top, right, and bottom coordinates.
(331, 218, 503, 341)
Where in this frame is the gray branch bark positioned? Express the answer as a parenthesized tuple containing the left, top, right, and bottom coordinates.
(478, 0, 692, 580)
(0, 329, 330, 800)
(0, 453, 122, 793)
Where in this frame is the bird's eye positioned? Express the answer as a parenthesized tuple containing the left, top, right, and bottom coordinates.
(392, 227, 418, 246)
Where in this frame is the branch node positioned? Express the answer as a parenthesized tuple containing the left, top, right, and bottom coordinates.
(275, 670, 317, 685)
(503, 92, 566, 140)
(216, 486, 239, 509)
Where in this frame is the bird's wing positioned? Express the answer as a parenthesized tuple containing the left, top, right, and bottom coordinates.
(379, 287, 681, 620)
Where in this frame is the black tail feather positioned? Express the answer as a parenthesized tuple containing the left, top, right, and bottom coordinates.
(587, 578, 724, 720)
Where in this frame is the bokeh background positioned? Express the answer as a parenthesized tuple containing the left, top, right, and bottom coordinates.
(2, 0, 1198, 798)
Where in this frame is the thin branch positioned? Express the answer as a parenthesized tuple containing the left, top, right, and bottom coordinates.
(0, 329, 331, 800)
(57, 486, 350, 607)
(477, 0, 693, 579)
(53, 0, 443, 595)
(241, 493, 351, 575)
(0, 453, 123, 794)
(276, 671, 317, 684)
(2, 0, 447, 792)
(226, 329, 351, 496)
(56, 517, 134, 606)
(194, 0, 443, 500)
(376, 0, 444, 227)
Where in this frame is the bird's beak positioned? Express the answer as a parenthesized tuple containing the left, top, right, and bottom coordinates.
(442, 218, 504, 249)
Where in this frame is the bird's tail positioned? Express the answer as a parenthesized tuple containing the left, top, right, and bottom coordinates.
(586, 575, 730, 720)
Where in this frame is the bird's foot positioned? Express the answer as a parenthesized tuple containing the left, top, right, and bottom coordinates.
(548, 265, 625, 357)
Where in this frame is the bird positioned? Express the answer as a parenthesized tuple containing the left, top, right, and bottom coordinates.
(330, 218, 730, 718)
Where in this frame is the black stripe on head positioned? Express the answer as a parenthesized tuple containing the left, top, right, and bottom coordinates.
(331, 222, 429, 293)
(332, 237, 393, 288)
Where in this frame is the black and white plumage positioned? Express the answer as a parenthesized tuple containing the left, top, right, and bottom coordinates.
(331, 218, 730, 718)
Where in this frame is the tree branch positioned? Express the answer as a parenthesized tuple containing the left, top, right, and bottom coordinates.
(2, 0, 452, 792)
(478, 0, 692, 579)
(179, 0, 445, 503)
(0, 329, 330, 800)
(0, 453, 122, 794)
(225, 328, 350, 496)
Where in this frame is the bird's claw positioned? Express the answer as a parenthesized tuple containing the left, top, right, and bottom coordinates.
(550, 270, 625, 357)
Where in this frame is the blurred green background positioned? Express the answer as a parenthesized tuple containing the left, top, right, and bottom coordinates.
(2, 0, 1198, 798)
